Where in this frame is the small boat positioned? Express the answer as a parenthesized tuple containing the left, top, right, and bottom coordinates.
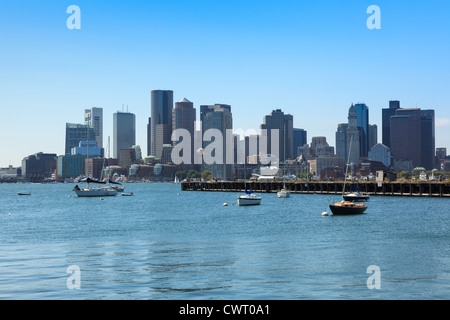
(237, 193, 262, 206)
(329, 201, 368, 215)
(277, 188, 290, 198)
(18, 192, 31, 196)
(121, 192, 134, 196)
(238, 161, 262, 206)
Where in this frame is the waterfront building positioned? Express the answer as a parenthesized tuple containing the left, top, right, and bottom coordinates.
(113, 111, 136, 159)
(151, 90, 173, 157)
(22, 152, 57, 180)
(368, 143, 391, 168)
(84, 107, 103, 149)
(57, 155, 87, 179)
(65, 123, 96, 156)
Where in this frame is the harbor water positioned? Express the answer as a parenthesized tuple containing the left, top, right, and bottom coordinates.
(0, 182, 449, 299)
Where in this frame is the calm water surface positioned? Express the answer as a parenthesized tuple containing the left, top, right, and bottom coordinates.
(0, 183, 449, 299)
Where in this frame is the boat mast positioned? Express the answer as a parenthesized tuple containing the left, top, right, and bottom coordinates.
(343, 135, 353, 195)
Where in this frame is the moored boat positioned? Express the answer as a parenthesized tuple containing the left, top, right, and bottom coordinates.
(237, 193, 262, 206)
(329, 201, 367, 215)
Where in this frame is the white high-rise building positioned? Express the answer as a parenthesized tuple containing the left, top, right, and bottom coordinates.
(84, 107, 103, 149)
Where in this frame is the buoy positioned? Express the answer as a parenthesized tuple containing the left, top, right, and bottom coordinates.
(8, 213, 11, 217)
(223, 203, 228, 206)
(321, 212, 329, 216)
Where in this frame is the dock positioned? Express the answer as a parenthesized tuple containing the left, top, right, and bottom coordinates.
(181, 180, 450, 198)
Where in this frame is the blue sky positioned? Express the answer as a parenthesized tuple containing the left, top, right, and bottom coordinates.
(1, 0, 449, 167)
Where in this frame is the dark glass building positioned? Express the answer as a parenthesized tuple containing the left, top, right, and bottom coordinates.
(382, 100, 400, 148)
(390, 108, 435, 170)
(151, 90, 173, 157)
(113, 111, 136, 159)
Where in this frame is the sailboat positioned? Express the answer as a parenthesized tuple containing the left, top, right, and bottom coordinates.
(72, 131, 118, 198)
(237, 161, 261, 206)
(174, 175, 180, 184)
(73, 178, 118, 197)
(277, 131, 291, 198)
(329, 135, 367, 215)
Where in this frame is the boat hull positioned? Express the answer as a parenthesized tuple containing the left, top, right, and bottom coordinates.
(329, 203, 367, 215)
(74, 188, 118, 197)
(237, 196, 261, 206)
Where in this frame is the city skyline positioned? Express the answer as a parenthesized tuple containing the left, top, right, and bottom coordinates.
(1, 1, 450, 167)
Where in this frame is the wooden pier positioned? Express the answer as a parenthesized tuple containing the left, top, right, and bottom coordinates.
(181, 180, 450, 198)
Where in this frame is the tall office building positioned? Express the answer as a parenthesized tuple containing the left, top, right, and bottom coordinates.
(65, 123, 96, 155)
(390, 108, 435, 170)
(346, 104, 361, 167)
(335, 123, 348, 161)
(260, 109, 294, 162)
(151, 90, 173, 157)
(173, 98, 196, 166)
(354, 103, 369, 157)
(200, 104, 233, 180)
(113, 111, 136, 159)
(293, 128, 307, 157)
(368, 124, 378, 149)
(84, 107, 103, 149)
(382, 100, 400, 148)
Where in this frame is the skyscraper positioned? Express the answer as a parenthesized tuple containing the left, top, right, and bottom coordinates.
(293, 128, 307, 158)
(173, 98, 196, 166)
(382, 100, 400, 148)
(368, 124, 378, 149)
(113, 111, 136, 159)
(200, 104, 233, 180)
(65, 123, 96, 156)
(390, 108, 435, 170)
(84, 107, 103, 149)
(335, 123, 348, 161)
(353, 103, 369, 157)
(346, 104, 361, 167)
(260, 109, 294, 162)
(151, 90, 173, 157)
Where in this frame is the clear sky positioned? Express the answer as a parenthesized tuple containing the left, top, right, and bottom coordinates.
(0, 0, 449, 167)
